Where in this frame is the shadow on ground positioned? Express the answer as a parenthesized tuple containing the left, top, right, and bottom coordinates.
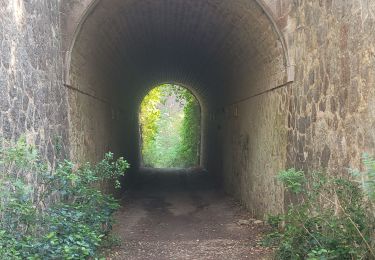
(105, 168, 272, 260)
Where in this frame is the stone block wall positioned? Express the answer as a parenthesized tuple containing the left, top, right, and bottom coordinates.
(219, 88, 288, 217)
(285, 1, 375, 174)
(0, 1, 69, 163)
(219, 0, 375, 218)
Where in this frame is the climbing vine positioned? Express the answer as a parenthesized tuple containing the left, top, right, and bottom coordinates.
(139, 87, 162, 165)
(174, 86, 201, 168)
(139, 84, 200, 168)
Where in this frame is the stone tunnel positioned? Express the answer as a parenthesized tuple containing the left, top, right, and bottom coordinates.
(1, 0, 375, 219)
(66, 0, 293, 216)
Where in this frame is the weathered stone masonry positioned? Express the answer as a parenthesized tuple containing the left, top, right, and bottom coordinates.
(0, 1, 69, 163)
(222, 0, 375, 217)
(1, 0, 375, 218)
(286, 1, 375, 174)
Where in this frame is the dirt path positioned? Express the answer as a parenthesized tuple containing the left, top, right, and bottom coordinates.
(105, 169, 272, 260)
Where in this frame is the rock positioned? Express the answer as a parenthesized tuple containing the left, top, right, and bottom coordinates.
(238, 219, 251, 225)
(253, 220, 263, 225)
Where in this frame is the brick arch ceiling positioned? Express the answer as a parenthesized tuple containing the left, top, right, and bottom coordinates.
(70, 0, 289, 109)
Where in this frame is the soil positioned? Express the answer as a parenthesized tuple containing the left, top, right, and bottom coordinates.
(104, 169, 273, 260)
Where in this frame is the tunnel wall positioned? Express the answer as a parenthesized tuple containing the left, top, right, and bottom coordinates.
(284, 1, 375, 174)
(216, 0, 375, 218)
(218, 89, 288, 216)
(0, 1, 69, 163)
(65, 1, 156, 168)
(203, 1, 291, 217)
(68, 42, 127, 164)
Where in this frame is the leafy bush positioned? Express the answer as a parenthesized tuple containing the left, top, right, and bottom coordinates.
(277, 168, 306, 194)
(0, 137, 129, 259)
(264, 166, 375, 260)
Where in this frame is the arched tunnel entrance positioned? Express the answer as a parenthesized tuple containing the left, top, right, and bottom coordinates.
(139, 83, 202, 169)
(67, 0, 292, 226)
(65, 0, 293, 257)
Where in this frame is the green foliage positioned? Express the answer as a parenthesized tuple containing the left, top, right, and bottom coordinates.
(139, 87, 162, 160)
(0, 137, 129, 259)
(277, 168, 306, 194)
(175, 87, 201, 168)
(139, 84, 200, 168)
(99, 234, 122, 249)
(264, 166, 375, 260)
(351, 153, 375, 201)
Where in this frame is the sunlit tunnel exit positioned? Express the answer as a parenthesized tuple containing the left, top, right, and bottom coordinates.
(139, 84, 201, 169)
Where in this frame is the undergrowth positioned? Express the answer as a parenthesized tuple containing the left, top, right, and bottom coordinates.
(0, 137, 129, 259)
(263, 158, 375, 260)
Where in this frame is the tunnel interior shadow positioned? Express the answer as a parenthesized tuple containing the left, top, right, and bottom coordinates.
(127, 167, 220, 193)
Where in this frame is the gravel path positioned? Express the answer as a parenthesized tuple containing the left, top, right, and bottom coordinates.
(105, 169, 272, 260)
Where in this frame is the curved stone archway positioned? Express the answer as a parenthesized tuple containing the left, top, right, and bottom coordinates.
(61, 0, 294, 81)
(64, 0, 293, 216)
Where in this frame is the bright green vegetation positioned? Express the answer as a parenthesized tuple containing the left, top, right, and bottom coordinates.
(263, 158, 375, 259)
(139, 84, 200, 168)
(0, 137, 129, 259)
